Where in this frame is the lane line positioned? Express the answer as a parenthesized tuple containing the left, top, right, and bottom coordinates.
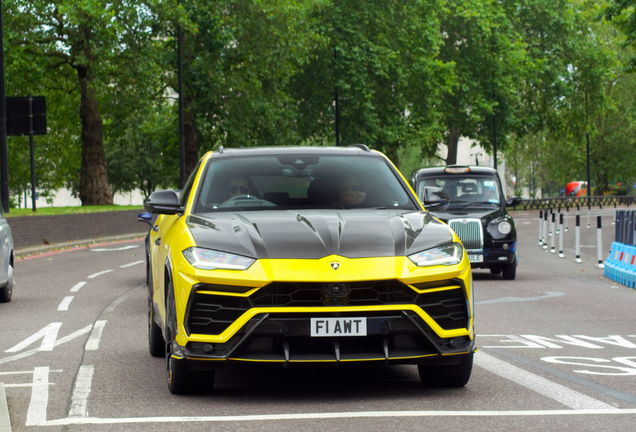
(5, 323, 62, 353)
(120, 260, 144, 268)
(58, 296, 74, 311)
(87, 270, 113, 279)
(4, 383, 54, 388)
(0, 370, 62, 376)
(85, 321, 107, 351)
(474, 351, 614, 410)
(68, 366, 94, 417)
(0, 383, 10, 432)
(41, 409, 636, 426)
(476, 291, 564, 305)
(70, 282, 87, 293)
(0, 325, 93, 365)
(91, 245, 139, 252)
(26, 367, 49, 426)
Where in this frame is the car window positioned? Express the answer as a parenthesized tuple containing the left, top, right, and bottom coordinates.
(419, 175, 501, 206)
(179, 161, 202, 207)
(194, 155, 417, 213)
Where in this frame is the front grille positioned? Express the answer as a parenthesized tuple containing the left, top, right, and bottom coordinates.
(250, 280, 416, 307)
(186, 280, 468, 335)
(449, 218, 483, 250)
(186, 294, 250, 335)
(416, 288, 468, 330)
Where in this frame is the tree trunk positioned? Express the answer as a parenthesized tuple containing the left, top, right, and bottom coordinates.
(445, 126, 460, 165)
(77, 64, 113, 205)
(184, 93, 198, 177)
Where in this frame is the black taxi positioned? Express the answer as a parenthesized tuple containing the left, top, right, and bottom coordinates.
(410, 166, 521, 280)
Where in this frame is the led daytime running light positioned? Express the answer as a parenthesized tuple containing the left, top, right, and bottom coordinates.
(408, 243, 464, 267)
(183, 247, 255, 271)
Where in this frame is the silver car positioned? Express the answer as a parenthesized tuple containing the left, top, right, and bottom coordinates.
(0, 208, 14, 302)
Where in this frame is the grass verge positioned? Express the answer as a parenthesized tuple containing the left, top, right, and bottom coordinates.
(5, 205, 144, 217)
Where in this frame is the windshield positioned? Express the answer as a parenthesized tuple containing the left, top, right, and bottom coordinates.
(194, 154, 417, 213)
(418, 175, 502, 207)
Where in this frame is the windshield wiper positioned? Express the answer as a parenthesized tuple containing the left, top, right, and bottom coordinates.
(461, 201, 499, 207)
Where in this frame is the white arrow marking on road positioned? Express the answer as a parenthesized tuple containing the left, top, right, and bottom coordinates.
(70, 282, 87, 293)
(87, 269, 113, 279)
(0, 324, 93, 365)
(69, 365, 94, 417)
(26, 367, 49, 426)
(474, 351, 613, 410)
(85, 321, 107, 351)
(91, 245, 139, 252)
(58, 296, 74, 311)
(5, 322, 62, 353)
(476, 291, 564, 305)
(120, 260, 144, 268)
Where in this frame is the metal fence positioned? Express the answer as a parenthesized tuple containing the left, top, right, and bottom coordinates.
(615, 210, 636, 246)
(511, 195, 636, 211)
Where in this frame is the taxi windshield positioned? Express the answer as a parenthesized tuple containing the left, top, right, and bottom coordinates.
(194, 154, 417, 213)
(418, 175, 501, 207)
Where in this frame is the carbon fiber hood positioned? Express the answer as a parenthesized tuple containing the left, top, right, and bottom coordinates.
(186, 210, 453, 259)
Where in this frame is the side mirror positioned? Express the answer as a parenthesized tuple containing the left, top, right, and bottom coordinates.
(506, 196, 522, 208)
(137, 211, 153, 226)
(419, 186, 449, 210)
(144, 190, 184, 215)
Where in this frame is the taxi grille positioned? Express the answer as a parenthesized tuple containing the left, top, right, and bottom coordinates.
(449, 218, 483, 250)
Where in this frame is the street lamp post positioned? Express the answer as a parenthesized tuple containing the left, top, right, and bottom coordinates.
(0, 0, 9, 213)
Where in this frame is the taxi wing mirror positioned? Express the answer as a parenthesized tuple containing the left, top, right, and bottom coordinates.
(506, 196, 522, 208)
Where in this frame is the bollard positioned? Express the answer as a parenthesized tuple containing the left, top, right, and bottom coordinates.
(575, 214, 582, 263)
(556, 209, 561, 235)
(543, 210, 549, 250)
(613, 202, 617, 226)
(565, 205, 569, 232)
(596, 215, 604, 269)
(550, 213, 556, 253)
(558, 213, 564, 258)
(539, 210, 544, 246)
(587, 204, 591, 229)
(549, 208, 553, 237)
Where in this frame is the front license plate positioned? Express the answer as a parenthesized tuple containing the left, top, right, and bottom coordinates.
(468, 254, 484, 263)
(310, 317, 367, 337)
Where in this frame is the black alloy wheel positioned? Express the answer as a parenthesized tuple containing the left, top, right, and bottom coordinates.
(148, 267, 165, 357)
(165, 275, 215, 395)
(418, 352, 473, 387)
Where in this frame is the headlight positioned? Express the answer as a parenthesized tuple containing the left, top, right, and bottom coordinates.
(497, 221, 512, 235)
(408, 243, 464, 267)
(182, 247, 255, 270)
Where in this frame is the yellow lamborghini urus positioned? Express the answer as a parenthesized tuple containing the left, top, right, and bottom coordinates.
(144, 145, 475, 394)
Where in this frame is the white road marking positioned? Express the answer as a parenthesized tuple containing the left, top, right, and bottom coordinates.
(0, 383, 9, 432)
(87, 269, 113, 279)
(26, 367, 49, 426)
(70, 282, 87, 293)
(69, 365, 94, 417)
(476, 291, 564, 305)
(3, 383, 55, 388)
(474, 351, 614, 410)
(0, 370, 62, 376)
(91, 245, 139, 252)
(58, 296, 74, 311)
(39, 409, 636, 426)
(85, 321, 107, 351)
(521, 335, 603, 349)
(120, 260, 144, 268)
(5, 322, 62, 353)
(0, 324, 93, 365)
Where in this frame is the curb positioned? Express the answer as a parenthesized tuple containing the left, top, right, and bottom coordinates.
(0, 383, 11, 432)
(15, 232, 147, 259)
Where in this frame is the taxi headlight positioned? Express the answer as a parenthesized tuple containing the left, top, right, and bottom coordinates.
(182, 247, 255, 270)
(497, 221, 512, 235)
(408, 243, 464, 267)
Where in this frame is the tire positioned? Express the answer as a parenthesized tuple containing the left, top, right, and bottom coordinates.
(490, 268, 502, 275)
(418, 352, 473, 387)
(148, 269, 165, 357)
(165, 276, 214, 394)
(0, 265, 14, 303)
(502, 253, 517, 280)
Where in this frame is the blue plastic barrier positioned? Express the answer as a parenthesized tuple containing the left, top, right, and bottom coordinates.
(605, 241, 636, 288)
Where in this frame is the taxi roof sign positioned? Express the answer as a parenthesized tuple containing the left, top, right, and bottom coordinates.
(444, 166, 471, 174)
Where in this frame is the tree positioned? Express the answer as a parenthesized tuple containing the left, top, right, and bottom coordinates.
(5, 0, 168, 205)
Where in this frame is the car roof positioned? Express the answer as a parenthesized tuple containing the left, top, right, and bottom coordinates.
(206, 145, 381, 158)
(413, 165, 497, 177)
